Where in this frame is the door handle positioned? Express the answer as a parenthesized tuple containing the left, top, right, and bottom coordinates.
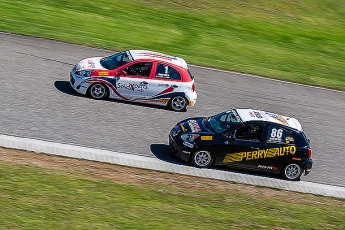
(251, 147, 260, 150)
(172, 85, 178, 88)
(141, 81, 148, 84)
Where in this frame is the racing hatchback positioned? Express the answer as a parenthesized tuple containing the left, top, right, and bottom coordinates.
(70, 50, 197, 112)
(169, 109, 313, 180)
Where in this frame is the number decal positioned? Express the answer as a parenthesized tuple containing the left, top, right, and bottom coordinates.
(271, 128, 283, 138)
(270, 128, 283, 141)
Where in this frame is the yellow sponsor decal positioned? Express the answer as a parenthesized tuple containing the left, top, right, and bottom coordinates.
(201, 136, 213, 140)
(180, 124, 186, 132)
(98, 71, 109, 76)
(149, 99, 169, 103)
(223, 146, 296, 163)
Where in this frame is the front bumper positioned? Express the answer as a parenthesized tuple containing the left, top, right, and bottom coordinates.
(70, 70, 89, 95)
(169, 133, 192, 162)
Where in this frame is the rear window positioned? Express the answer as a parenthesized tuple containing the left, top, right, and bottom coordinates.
(187, 69, 194, 80)
(300, 131, 310, 146)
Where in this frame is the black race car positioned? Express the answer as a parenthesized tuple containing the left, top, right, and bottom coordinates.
(169, 109, 313, 181)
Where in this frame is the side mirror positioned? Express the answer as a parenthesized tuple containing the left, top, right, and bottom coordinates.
(228, 134, 235, 141)
(119, 70, 127, 76)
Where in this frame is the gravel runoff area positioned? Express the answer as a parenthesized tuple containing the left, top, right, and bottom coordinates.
(1, 134, 345, 199)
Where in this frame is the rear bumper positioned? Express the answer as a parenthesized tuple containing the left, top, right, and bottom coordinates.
(302, 158, 313, 175)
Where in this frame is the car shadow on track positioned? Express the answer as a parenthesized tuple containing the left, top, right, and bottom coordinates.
(150, 143, 283, 181)
(54, 80, 185, 112)
(54, 80, 82, 97)
(150, 143, 191, 166)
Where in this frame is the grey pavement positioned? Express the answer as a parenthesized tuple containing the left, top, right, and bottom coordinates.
(1, 32, 345, 187)
(1, 134, 344, 199)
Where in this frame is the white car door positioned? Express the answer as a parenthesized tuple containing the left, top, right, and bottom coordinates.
(115, 62, 153, 100)
(147, 63, 182, 98)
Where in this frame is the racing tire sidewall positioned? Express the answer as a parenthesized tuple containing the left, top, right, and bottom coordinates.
(168, 96, 187, 112)
(87, 83, 108, 100)
(191, 149, 214, 168)
(281, 163, 302, 181)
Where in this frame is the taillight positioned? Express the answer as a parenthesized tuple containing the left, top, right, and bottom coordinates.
(192, 83, 196, 92)
(307, 148, 312, 158)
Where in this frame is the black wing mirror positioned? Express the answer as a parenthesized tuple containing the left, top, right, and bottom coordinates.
(227, 133, 236, 141)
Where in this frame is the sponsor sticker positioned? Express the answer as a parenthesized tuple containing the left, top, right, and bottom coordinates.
(201, 136, 213, 140)
(188, 120, 201, 132)
(183, 141, 194, 148)
(98, 71, 109, 76)
(223, 146, 296, 163)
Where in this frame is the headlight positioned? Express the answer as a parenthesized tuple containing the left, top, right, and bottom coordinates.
(172, 125, 181, 137)
(181, 134, 195, 142)
(76, 70, 92, 77)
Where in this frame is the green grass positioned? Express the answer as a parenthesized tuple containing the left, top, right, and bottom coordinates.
(1, 161, 344, 229)
(0, 0, 344, 90)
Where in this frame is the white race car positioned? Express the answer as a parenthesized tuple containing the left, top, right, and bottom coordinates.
(70, 50, 197, 112)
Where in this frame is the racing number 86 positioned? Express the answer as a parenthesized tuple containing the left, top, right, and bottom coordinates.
(271, 128, 283, 138)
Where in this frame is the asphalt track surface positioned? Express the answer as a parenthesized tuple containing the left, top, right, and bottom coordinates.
(1, 32, 345, 188)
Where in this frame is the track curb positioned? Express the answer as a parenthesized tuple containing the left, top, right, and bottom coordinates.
(1, 134, 344, 199)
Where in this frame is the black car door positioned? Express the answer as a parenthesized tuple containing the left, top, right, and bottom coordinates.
(214, 123, 265, 170)
(259, 124, 298, 171)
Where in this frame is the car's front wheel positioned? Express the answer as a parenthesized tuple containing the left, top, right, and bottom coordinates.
(168, 96, 187, 112)
(191, 149, 214, 168)
(87, 83, 108, 100)
(281, 163, 302, 181)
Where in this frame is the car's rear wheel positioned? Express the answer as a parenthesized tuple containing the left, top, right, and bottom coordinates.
(191, 149, 214, 168)
(88, 83, 108, 100)
(281, 163, 302, 181)
(168, 96, 187, 112)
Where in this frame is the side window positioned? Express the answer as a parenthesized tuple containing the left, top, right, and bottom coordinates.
(155, 64, 181, 80)
(233, 124, 264, 142)
(124, 62, 152, 77)
(266, 126, 295, 144)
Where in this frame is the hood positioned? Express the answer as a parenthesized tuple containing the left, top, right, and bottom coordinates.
(75, 57, 106, 71)
(179, 117, 210, 134)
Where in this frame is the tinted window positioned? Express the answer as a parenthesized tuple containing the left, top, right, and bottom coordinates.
(187, 69, 194, 80)
(207, 111, 241, 134)
(266, 126, 295, 144)
(156, 64, 181, 80)
(124, 62, 152, 77)
(233, 124, 264, 142)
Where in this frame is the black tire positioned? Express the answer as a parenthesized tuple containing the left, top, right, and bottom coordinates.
(191, 149, 214, 168)
(281, 163, 302, 181)
(168, 96, 187, 112)
(87, 83, 108, 100)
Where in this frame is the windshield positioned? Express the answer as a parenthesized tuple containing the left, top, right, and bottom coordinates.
(207, 110, 242, 134)
(100, 51, 132, 70)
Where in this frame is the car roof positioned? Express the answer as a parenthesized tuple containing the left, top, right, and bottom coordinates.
(128, 50, 188, 69)
(235, 109, 303, 131)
